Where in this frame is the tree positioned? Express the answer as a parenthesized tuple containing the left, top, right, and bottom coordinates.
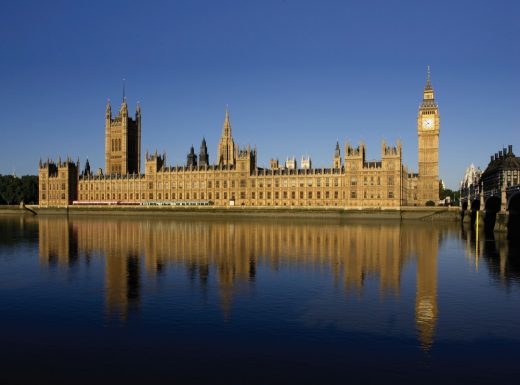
(0, 175, 39, 204)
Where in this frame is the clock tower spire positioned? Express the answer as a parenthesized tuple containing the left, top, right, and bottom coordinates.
(417, 66, 440, 204)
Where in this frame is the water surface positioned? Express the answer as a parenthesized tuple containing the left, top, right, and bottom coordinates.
(1, 215, 519, 384)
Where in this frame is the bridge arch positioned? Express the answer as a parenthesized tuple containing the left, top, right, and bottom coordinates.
(507, 192, 520, 213)
(485, 196, 501, 212)
(507, 192, 520, 242)
(484, 196, 501, 236)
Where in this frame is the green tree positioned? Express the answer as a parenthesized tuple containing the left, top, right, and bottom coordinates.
(0, 175, 39, 204)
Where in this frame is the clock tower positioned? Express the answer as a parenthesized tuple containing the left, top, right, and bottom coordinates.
(417, 66, 440, 204)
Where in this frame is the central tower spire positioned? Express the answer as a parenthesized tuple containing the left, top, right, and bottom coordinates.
(217, 106, 236, 167)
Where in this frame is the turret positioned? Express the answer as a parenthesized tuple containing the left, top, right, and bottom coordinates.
(199, 137, 209, 167)
(187, 145, 198, 168)
(333, 141, 342, 169)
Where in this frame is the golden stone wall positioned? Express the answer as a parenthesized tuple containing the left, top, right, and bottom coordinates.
(75, 142, 405, 208)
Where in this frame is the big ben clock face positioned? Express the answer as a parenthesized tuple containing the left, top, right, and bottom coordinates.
(422, 118, 433, 129)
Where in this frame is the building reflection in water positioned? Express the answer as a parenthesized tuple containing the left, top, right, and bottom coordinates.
(38, 216, 445, 349)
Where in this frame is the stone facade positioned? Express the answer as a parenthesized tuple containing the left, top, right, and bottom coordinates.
(38, 71, 440, 208)
(38, 158, 78, 207)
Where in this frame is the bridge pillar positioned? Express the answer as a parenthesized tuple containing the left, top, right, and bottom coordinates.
(501, 188, 507, 212)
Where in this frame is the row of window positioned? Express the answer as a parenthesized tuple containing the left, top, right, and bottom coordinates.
(78, 175, 396, 191)
(78, 189, 395, 201)
(41, 193, 66, 200)
(41, 183, 66, 191)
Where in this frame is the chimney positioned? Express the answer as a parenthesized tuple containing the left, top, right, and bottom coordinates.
(508, 145, 513, 155)
(490, 155, 494, 162)
(495, 153, 499, 159)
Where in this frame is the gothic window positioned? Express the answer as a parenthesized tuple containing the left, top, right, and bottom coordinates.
(351, 191, 357, 199)
(308, 191, 312, 199)
(317, 191, 321, 199)
(240, 192, 246, 199)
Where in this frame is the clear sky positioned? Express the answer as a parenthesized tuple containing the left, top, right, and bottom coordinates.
(1, 0, 518, 189)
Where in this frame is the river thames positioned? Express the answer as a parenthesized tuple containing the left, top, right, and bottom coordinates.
(1, 214, 519, 384)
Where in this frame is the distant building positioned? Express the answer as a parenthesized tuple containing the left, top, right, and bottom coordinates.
(481, 145, 520, 211)
(460, 163, 482, 207)
(39, 69, 440, 208)
(285, 157, 297, 170)
(301, 156, 312, 170)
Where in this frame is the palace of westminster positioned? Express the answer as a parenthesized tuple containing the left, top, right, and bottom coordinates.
(38, 70, 440, 208)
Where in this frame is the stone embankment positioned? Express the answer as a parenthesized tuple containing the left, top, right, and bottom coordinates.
(20, 205, 462, 222)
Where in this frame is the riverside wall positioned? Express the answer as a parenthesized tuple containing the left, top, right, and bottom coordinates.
(19, 205, 462, 222)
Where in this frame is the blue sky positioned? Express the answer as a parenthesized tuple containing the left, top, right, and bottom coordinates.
(1, 0, 518, 189)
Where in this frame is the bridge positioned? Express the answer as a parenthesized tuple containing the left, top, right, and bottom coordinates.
(460, 145, 520, 238)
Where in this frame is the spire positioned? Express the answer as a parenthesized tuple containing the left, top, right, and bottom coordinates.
(424, 65, 432, 91)
(106, 99, 111, 119)
(421, 66, 436, 108)
(335, 141, 340, 157)
(122, 78, 126, 102)
(222, 105, 232, 137)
